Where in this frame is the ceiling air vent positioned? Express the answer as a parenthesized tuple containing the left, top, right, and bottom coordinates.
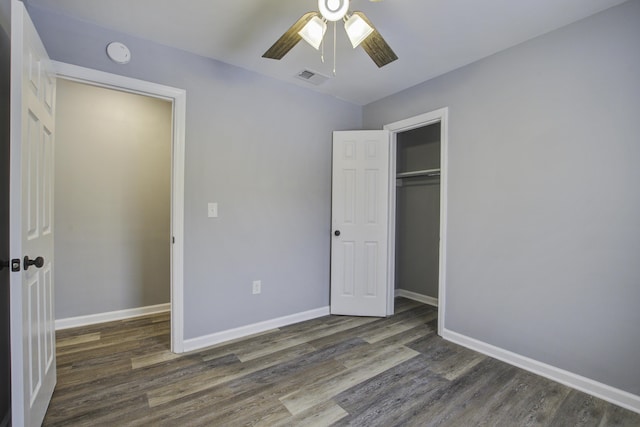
(294, 69, 330, 86)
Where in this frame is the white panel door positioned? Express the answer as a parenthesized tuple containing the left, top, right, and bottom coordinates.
(331, 130, 390, 316)
(9, 1, 57, 425)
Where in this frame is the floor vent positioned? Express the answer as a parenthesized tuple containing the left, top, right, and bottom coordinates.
(295, 69, 330, 85)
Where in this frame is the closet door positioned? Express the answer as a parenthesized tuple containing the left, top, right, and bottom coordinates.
(331, 130, 389, 317)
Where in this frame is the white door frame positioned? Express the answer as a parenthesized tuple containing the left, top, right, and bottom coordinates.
(52, 61, 186, 353)
(383, 107, 448, 336)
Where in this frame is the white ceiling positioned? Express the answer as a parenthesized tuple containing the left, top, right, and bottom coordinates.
(25, 0, 627, 105)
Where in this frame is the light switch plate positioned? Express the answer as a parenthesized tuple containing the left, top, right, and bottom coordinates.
(208, 202, 218, 218)
(252, 280, 261, 294)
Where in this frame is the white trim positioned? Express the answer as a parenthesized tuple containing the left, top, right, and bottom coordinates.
(55, 303, 170, 330)
(384, 107, 449, 337)
(442, 328, 640, 415)
(52, 62, 181, 101)
(385, 130, 397, 317)
(51, 61, 186, 353)
(395, 289, 438, 308)
(183, 307, 330, 353)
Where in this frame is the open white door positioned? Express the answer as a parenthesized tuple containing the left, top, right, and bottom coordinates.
(9, 0, 57, 425)
(331, 130, 390, 316)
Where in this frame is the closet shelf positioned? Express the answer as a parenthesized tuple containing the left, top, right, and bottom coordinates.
(396, 168, 440, 178)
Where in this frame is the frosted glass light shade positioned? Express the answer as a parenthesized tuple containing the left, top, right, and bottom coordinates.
(298, 16, 327, 50)
(344, 14, 374, 48)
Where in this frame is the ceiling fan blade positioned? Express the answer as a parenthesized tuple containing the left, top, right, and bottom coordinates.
(352, 11, 398, 68)
(262, 12, 319, 60)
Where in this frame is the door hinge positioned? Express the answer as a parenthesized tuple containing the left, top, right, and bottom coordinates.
(11, 258, 21, 272)
(172, 236, 175, 244)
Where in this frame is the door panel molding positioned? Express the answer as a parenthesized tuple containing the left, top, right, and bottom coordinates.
(51, 61, 187, 353)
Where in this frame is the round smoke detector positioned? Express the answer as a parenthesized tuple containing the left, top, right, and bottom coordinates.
(106, 41, 131, 64)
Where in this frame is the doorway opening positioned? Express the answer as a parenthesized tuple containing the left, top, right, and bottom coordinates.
(384, 108, 448, 336)
(52, 62, 186, 352)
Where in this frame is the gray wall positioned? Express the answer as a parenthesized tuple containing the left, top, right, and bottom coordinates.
(0, 1, 11, 424)
(395, 124, 440, 298)
(54, 80, 172, 319)
(26, 5, 362, 339)
(365, 0, 640, 396)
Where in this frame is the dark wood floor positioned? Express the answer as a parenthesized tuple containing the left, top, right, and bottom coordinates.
(44, 298, 640, 426)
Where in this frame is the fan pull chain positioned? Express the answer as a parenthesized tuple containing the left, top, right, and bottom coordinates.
(333, 21, 337, 76)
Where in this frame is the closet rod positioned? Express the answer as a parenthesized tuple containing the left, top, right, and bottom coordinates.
(396, 168, 440, 178)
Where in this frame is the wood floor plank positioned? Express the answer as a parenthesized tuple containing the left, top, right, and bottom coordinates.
(359, 315, 434, 344)
(550, 390, 607, 426)
(43, 299, 640, 426)
(146, 343, 316, 407)
(383, 357, 517, 426)
(451, 368, 570, 427)
(438, 367, 540, 426)
(226, 337, 366, 394)
(407, 332, 487, 380)
(44, 353, 240, 423)
(372, 323, 436, 348)
(144, 339, 368, 425)
(418, 362, 532, 426)
(56, 331, 167, 362)
(168, 392, 291, 427)
(334, 356, 449, 425)
(333, 340, 416, 370)
(56, 332, 101, 348)
(138, 358, 349, 426)
(268, 400, 349, 427)
(279, 344, 420, 415)
(599, 403, 640, 426)
(45, 394, 151, 427)
(307, 305, 434, 351)
(393, 298, 423, 313)
(130, 348, 181, 369)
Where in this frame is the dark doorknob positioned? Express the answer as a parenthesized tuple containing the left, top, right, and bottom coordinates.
(334, 230, 341, 236)
(24, 256, 44, 270)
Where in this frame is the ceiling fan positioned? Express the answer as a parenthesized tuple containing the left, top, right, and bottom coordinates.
(262, 0, 398, 68)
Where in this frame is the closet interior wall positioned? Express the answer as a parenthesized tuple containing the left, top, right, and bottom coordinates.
(395, 123, 441, 301)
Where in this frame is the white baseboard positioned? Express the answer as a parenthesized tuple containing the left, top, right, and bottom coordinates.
(55, 303, 171, 330)
(442, 328, 640, 415)
(395, 289, 438, 308)
(183, 306, 330, 353)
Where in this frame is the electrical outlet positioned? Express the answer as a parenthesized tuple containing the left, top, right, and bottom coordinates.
(252, 280, 261, 295)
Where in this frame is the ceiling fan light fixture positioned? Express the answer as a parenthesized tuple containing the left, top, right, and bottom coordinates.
(344, 13, 374, 48)
(298, 15, 328, 50)
(318, 0, 350, 22)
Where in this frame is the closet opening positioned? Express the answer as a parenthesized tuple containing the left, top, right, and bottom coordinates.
(384, 108, 448, 335)
(54, 79, 173, 335)
(394, 123, 441, 308)
(52, 61, 187, 352)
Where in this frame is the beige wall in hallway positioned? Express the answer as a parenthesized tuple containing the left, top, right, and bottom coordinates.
(55, 79, 172, 319)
